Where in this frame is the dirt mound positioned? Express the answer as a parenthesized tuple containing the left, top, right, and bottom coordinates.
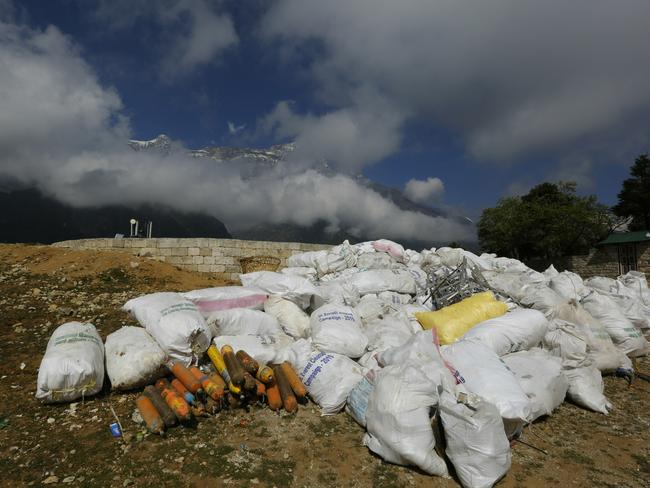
(0, 244, 231, 291)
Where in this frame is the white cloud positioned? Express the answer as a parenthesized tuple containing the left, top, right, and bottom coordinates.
(404, 177, 445, 205)
(92, 0, 237, 79)
(0, 16, 473, 245)
(261, 0, 650, 163)
(227, 121, 245, 135)
(261, 97, 404, 173)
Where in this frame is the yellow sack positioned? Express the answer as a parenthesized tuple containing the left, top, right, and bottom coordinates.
(415, 291, 508, 345)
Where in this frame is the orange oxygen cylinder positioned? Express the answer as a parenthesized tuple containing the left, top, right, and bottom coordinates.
(256, 364, 274, 384)
(189, 366, 225, 402)
(254, 379, 266, 398)
(155, 378, 192, 423)
(266, 378, 282, 411)
(169, 362, 203, 394)
(274, 365, 298, 413)
(143, 386, 178, 428)
(136, 395, 165, 435)
(171, 378, 196, 405)
(281, 361, 307, 398)
(221, 345, 245, 386)
(236, 350, 259, 375)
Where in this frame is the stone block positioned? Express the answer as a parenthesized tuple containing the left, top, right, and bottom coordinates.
(172, 247, 188, 256)
(188, 247, 200, 256)
(193, 256, 204, 265)
(204, 256, 215, 265)
(157, 238, 179, 248)
(197, 264, 211, 273)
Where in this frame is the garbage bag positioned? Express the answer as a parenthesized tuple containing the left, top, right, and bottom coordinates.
(564, 365, 612, 414)
(309, 303, 368, 358)
(123, 292, 211, 366)
(552, 301, 630, 372)
(416, 292, 508, 345)
(345, 369, 378, 427)
(264, 295, 311, 338)
(439, 391, 511, 488)
(442, 340, 532, 423)
(581, 291, 649, 357)
(105, 326, 167, 391)
(182, 286, 267, 316)
(36, 322, 104, 403)
(345, 269, 417, 295)
(462, 308, 548, 356)
(363, 362, 450, 477)
(502, 348, 568, 421)
(298, 351, 364, 415)
(240, 271, 317, 309)
(207, 308, 284, 338)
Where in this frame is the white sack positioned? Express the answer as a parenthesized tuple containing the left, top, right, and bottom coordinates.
(549, 271, 589, 301)
(314, 241, 357, 276)
(264, 295, 311, 338)
(552, 301, 629, 372)
(439, 391, 511, 488)
(36, 322, 104, 403)
(398, 304, 429, 334)
(462, 308, 548, 356)
(310, 303, 368, 358)
(239, 271, 317, 309)
(207, 308, 284, 338)
(519, 284, 567, 316)
(502, 348, 568, 421)
(442, 340, 532, 422)
(287, 250, 328, 268)
(345, 269, 416, 295)
(298, 351, 364, 414)
(355, 295, 391, 326)
(280, 266, 318, 282)
(273, 338, 314, 371)
(312, 281, 360, 308)
(372, 239, 406, 261)
(581, 291, 650, 357)
(564, 365, 612, 414)
(105, 326, 167, 391)
(123, 292, 211, 366)
(182, 286, 267, 316)
(543, 319, 590, 369)
(364, 313, 414, 353)
(363, 362, 450, 477)
(357, 252, 396, 270)
(345, 369, 378, 427)
(377, 291, 413, 306)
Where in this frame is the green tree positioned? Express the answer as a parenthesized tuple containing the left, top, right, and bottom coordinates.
(478, 182, 612, 260)
(612, 154, 650, 230)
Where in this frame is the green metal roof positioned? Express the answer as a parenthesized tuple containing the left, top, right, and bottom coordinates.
(598, 230, 650, 246)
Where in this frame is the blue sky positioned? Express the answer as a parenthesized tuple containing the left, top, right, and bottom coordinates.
(2, 1, 650, 241)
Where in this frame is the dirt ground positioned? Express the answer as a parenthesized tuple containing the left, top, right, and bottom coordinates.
(0, 244, 649, 488)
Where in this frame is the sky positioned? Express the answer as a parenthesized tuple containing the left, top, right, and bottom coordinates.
(1, 0, 650, 243)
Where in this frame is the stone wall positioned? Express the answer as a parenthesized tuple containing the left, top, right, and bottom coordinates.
(529, 243, 650, 278)
(52, 238, 331, 281)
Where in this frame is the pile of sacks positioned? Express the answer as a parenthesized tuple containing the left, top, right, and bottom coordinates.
(35, 239, 650, 488)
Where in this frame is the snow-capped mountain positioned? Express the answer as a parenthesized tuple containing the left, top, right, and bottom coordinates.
(128, 134, 172, 153)
(127, 134, 473, 246)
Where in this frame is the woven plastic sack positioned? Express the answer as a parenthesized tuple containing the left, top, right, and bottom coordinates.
(415, 292, 508, 345)
(36, 322, 104, 403)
